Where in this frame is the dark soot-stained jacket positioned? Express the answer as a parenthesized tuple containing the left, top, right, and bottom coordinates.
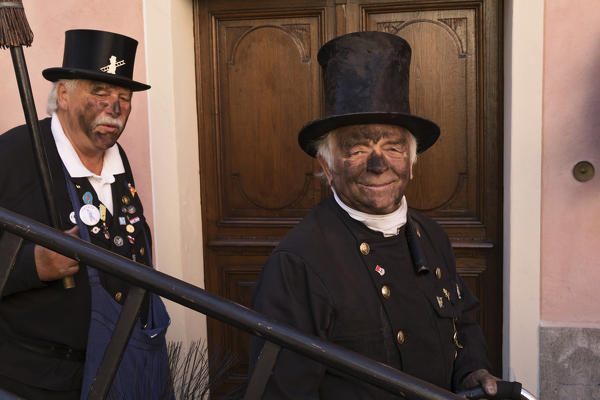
(250, 196, 490, 399)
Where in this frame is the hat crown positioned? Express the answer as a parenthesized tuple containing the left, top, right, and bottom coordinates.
(62, 29, 137, 80)
(318, 31, 412, 117)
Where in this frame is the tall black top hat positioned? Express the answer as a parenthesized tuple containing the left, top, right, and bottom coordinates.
(298, 31, 440, 157)
(42, 29, 150, 91)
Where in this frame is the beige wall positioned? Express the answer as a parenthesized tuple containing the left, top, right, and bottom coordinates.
(503, 0, 544, 394)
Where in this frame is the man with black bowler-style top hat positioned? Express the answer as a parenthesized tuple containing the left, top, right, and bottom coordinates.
(0, 30, 171, 399)
(249, 31, 499, 399)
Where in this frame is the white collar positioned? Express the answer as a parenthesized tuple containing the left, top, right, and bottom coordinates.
(51, 113, 125, 182)
(333, 190, 408, 237)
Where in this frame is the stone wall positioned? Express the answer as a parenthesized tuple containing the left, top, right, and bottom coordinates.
(540, 326, 600, 399)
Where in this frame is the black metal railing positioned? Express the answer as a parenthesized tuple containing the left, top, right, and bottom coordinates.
(0, 206, 463, 400)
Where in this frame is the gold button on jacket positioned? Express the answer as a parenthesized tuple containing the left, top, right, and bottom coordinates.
(381, 285, 391, 298)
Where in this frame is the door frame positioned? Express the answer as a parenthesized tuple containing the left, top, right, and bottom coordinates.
(142, 0, 544, 395)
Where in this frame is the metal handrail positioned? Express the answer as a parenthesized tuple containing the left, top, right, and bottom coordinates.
(0, 206, 463, 400)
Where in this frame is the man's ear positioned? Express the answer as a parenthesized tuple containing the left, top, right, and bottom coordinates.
(317, 155, 334, 186)
(56, 82, 70, 110)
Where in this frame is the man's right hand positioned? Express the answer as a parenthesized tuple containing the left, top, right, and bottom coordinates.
(34, 225, 80, 281)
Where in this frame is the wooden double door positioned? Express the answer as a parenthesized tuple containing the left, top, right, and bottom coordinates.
(194, 0, 503, 394)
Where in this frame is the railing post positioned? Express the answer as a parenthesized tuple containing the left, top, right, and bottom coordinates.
(87, 286, 147, 399)
(0, 231, 23, 298)
(243, 341, 282, 400)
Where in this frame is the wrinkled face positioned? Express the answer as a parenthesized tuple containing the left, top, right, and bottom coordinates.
(60, 79, 132, 154)
(319, 124, 414, 215)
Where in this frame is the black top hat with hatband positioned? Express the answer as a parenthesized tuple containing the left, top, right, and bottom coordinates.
(298, 31, 440, 157)
(42, 29, 150, 91)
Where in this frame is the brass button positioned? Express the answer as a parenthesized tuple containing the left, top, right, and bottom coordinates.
(435, 267, 442, 279)
(381, 285, 391, 299)
(359, 242, 370, 255)
(139, 247, 145, 256)
(454, 350, 458, 360)
(396, 330, 405, 345)
(114, 291, 123, 302)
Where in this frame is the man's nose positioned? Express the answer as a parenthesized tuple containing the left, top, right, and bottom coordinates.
(366, 152, 388, 173)
(102, 98, 121, 116)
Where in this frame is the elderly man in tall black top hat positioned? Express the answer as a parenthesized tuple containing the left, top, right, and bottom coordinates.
(0, 30, 170, 399)
(250, 31, 499, 399)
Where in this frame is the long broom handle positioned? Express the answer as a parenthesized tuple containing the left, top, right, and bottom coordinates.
(1, 1, 75, 289)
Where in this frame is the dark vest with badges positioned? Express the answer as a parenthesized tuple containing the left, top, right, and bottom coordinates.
(251, 197, 489, 399)
(70, 171, 150, 319)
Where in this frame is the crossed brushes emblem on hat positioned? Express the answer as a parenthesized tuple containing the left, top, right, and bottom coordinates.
(100, 55, 125, 74)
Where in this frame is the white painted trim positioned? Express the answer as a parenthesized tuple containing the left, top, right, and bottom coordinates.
(143, 0, 207, 343)
(503, 0, 544, 395)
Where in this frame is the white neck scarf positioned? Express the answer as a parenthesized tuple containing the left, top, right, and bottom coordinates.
(333, 190, 408, 237)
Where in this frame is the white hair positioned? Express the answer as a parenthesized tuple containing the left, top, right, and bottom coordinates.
(315, 126, 418, 172)
(46, 79, 79, 115)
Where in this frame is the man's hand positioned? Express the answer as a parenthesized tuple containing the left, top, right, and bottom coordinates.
(34, 225, 80, 281)
(461, 369, 500, 396)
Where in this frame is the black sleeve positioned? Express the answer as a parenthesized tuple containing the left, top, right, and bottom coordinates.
(452, 275, 492, 390)
(249, 251, 334, 399)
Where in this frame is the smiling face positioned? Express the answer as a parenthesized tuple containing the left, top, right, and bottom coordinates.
(57, 79, 132, 157)
(318, 124, 415, 215)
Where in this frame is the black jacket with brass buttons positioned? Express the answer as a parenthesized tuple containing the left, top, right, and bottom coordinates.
(250, 196, 490, 399)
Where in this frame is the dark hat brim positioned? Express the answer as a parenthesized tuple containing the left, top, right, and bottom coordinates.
(42, 67, 150, 92)
(298, 112, 440, 157)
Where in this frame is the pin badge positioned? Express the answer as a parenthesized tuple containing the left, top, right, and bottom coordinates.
(99, 204, 107, 222)
(82, 192, 94, 205)
(127, 205, 136, 214)
(375, 265, 385, 276)
(69, 211, 76, 224)
(121, 206, 128, 214)
(127, 235, 135, 244)
(443, 288, 451, 300)
(79, 204, 101, 226)
(126, 224, 135, 234)
(104, 231, 110, 240)
(119, 217, 126, 225)
(114, 236, 124, 247)
(91, 226, 101, 234)
(436, 296, 444, 308)
(121, 195, 130, 205)
(75, 184, 81, 189)
(128, 216, 140, 224)
(128, 183, 136, 198)
(139, 247, 145, 256)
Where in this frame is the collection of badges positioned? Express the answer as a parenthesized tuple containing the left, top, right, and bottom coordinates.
(70, 181, 145, 261)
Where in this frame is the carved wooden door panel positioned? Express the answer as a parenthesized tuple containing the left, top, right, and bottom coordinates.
(194, 0, 502, 394)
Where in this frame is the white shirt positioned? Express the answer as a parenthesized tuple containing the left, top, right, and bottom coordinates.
(51, 113, 125, 215)
(333, 189, 408, 237)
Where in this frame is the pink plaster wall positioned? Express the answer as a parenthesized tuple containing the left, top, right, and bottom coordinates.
(0, 0, 153, 232)
(541, 0, 600, 323)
